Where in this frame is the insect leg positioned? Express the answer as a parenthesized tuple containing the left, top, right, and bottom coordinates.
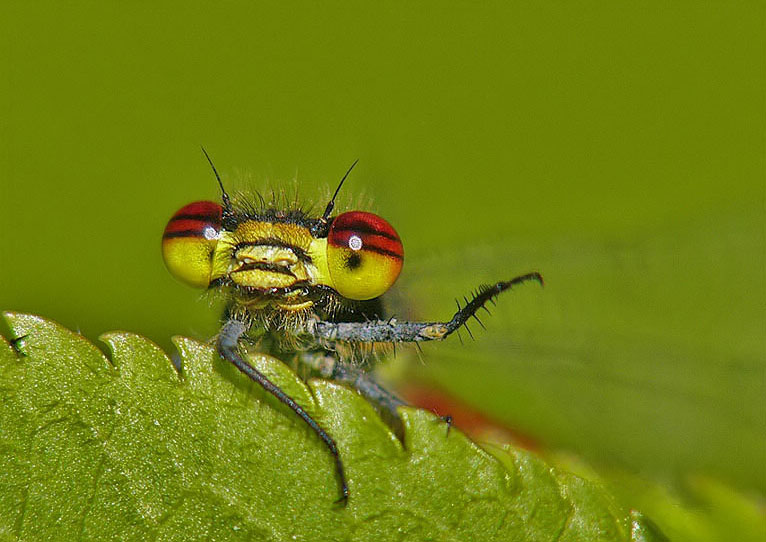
(308, 272, 543, 343)
(9, 334, 28, 356)
(217, 319, 349, 505)
(441, 415, 453, 437)
(297, 351, 407, 440)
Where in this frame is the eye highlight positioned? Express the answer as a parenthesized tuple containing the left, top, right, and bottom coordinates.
(327, 211, 403, 300)
(162, 200, 223, 288)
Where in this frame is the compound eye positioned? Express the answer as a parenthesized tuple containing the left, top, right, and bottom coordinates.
(327, 211, 404, 300)
(162, 201, 223, 288)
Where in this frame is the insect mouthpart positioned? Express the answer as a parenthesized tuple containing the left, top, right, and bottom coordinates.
(215, 221, 320, 293)
(231, 246, 299, 278)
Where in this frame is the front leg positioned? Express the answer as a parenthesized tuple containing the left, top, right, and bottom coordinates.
(297, 351, 407, 439)
(307, 272, 543, 343)
(217, 319, 349, 505)
(298, 272, 542, 438)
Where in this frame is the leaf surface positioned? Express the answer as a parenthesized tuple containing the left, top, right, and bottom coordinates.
(0, 313, 663, 541)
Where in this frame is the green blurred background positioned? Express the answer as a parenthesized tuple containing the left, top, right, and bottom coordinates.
(1, 2, 763, 537)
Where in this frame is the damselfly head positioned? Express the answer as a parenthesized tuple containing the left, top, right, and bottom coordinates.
(161, 155, 404, 310)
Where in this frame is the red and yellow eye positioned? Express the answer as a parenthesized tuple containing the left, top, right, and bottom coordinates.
(327, 211, 404, 300)
(161, 201, 223, 288)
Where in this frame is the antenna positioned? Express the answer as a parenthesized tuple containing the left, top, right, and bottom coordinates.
(201, 146, 231, 211)
(320, 159, 358, 224)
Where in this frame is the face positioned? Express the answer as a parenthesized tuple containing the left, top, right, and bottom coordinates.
(162, 199, 404, 311)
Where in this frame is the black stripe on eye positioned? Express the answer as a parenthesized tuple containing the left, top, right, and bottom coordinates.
(357, 245, 404, 260)
(333, 223, 400, 241)
(170, 212, 222, 222)
(163, 229, 207, 239)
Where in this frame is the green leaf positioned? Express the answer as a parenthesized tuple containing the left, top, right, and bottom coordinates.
(0, 312, 663, 541)
(408, 210, 765, 493)
(615, 475, 766, 542)
(550, 453, 766, 542)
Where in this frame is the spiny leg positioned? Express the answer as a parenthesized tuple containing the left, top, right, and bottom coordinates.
(297, 352, 407, 440)
(300, 272, 542, 439)
(217, 320, 348, 505)
(307, 272, 543, 343)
